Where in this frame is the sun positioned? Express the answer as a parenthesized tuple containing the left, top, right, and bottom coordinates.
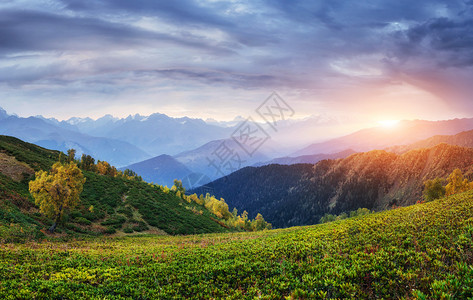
(377, 120, 400, 128)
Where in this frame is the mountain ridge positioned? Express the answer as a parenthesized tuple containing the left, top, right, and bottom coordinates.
(200, 143, 473, 228)
(293, 118, 473, 156)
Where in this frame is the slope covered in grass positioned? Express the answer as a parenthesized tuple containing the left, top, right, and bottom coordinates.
(1, 191, 473, 299)
(0, 135, 229, 238)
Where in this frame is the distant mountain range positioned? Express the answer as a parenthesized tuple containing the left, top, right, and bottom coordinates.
(58, 113, 233, 156)
(4, 105, 473, 187)
(294, 118, 473, 156)
(123, 138, 270, 188)
(0, 108, 149, 167)
(386, 129, 473, 154)
(120, 154, 192, 187)
(199, 143, 473, 228)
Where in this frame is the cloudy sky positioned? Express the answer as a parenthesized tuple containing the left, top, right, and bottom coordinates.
(0, 0, 472, 124)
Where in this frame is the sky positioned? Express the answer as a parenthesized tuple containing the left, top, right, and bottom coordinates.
(0, 0, 472, 125)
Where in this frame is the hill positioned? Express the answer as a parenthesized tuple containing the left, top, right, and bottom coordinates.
(1, 190, 473, 298)
(387, 129, 473, 153)
(0, 135, 233, 238)
(199, 143, 473, 228)
(294, 118, 473, 156)
(121, 154, 192, 187)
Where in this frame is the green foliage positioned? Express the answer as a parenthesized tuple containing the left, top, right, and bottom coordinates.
(123, 226, 134, 234)
(423, 178, 446, 201)
(319, 213, 335, 223)
(101, 215, 126, 228)
(116, 206, 133, 219)
(74, 217, 91, 225)
(67, 149, 76, 163)
(104, 227, 116, 234)
(131, 221, 148, 232)
(349, 207, 371, 218)
(423, 169, 472, 201)
(320, 208, 372, 224)
(0, 223, 44, 243)
(1, 191, 473, 298)
(0, 135, 60, 171)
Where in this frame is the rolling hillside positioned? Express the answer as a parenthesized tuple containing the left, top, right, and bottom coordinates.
(0, 135, 231, 238)
(201, 143, 473, 228)
(1, 190, 473, 298)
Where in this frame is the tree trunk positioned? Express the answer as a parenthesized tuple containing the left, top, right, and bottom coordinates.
(48, 222, 58, 233)
(49, 204, 63, 233)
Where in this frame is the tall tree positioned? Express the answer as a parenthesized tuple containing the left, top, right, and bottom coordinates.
(446, 169, 470, 196)
(80, 154, 95, 172)
(29, 162, 86, 233)
(67, 149, 76, 163)
(173, 179, 186, 195)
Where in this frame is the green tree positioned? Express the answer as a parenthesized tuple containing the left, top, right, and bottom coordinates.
(252, 213, 271, 231)
(80, 154, 95, 172)
(67, 149, 76, 163)
(320, 213, 336, 224)
(423, 178, 446, 202)
(446, 169, 471, 196)
(29, 162, 86, 233)
(350, 208, 371, 218)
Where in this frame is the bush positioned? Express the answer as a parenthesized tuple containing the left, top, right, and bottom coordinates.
(0, 223, 44, 243)
(104, 227, 116, 234)
(123, 227, 134, 234)
(116, 206, 133, 218)
(74, 217, 91, 225)
(101, 215, 126, 226)
(132, 221, 149, 232)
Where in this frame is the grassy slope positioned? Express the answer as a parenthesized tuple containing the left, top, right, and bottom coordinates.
(1, 191, 473, 299)
(0, 135, 228, 237)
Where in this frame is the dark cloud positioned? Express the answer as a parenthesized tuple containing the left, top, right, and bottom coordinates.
(0, 9, 236, 53)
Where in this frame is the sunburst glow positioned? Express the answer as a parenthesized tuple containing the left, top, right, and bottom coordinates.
(377, 120, 400, 128)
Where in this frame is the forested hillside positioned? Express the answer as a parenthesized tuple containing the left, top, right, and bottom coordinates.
(0, 136, 265, 240)
(202, 143, 473, 228)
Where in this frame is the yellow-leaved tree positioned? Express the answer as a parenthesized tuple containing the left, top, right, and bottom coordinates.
(445, 169, 471, 196)
(29, 162, 86, 233)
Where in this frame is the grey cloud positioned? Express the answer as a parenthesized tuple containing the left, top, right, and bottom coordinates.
(1, 0, 473, 113)
(0, 9, 234, 54)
